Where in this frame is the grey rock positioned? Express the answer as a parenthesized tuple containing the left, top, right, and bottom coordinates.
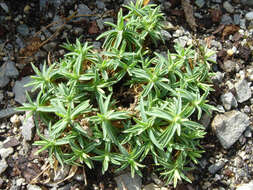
(223, 60, 236, 73)
(96, 18, 104, 30)
(200, 112, 212, 128)
(5, 61, 19, 78)
(221, 14, 233, 25)
(0, 3, 9, 13)
(211, 72, 224, 83)
(173, 29, 184, 37)
(96, 0, 105, 9)
(199, 158, 208, 169)
(161, 30, 172, 41)
(21, 112, 35, 141)
(221, 92, 238, 110)
(241, 0, 253, 6)
(0, 108, 21, 119)
(0, 61, 19, 88)
(211, 110, 250, 149)
(13, 76, 33, 104)
(210, 40, 222, 50)
(173, 36, 188, 47)
(0, 159, 8, 174)
(0, 63, 10, 88)
(73, 27, 84, 36)
(0, 147, 14, 159)
(50, 15, 64, 32)
(195, 0, 205, 8)
(223, 1, 234, 13)
(235, 79, 252, 103)
(92, 41, 101, 50)
(17, 24, 29, 36)
(245, 12, 253, 21)
(234, 14, 240, 25)
(77, 4, 92, 17)
(115, 172, 142, 190)
(16, 36, 26, 49)
(237, 180, 253, 190)
(43, 42, 57, 52)
(208, 161, 225, 174)
(27, 184, 42, 190)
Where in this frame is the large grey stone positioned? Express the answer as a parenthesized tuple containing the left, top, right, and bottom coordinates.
(220, 92, 238, 110)
(115, 172, 142, 190)
(13, 76, 33, 104)
(21, 112, 35, 141)
(235, 79, 252, 103)
(5, 61, 19, 78)
(211, 110, 250, 149)
(0, 108, 21, 119)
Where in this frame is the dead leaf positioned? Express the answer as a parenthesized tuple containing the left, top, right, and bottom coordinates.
(88, 21, 99, 34)
(181, 0, 197, 31)
(232, 32, 242, 42)
(55, 165, 78, 185)
(212, 24, 225, 35)
(204, 35, 215, 48)
(209, 9, 222, 23)
(143, 0, 150, 6)
(222, 25, 240, 41)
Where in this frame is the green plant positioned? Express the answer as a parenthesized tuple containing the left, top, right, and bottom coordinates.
(17, 0, 216, 187)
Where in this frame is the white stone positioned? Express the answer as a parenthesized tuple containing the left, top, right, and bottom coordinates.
(245, 12, 253, 21)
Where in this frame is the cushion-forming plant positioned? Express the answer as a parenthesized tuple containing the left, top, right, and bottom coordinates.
(18, 0, 216, 187)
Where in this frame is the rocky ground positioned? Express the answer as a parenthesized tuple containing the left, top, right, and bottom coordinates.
(0, 0, 253, 190)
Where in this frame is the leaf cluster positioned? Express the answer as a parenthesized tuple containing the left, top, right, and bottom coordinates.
(17, 0, 216, 187)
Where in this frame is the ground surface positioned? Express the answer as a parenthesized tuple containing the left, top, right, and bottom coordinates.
(0, 0, 253, 190)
